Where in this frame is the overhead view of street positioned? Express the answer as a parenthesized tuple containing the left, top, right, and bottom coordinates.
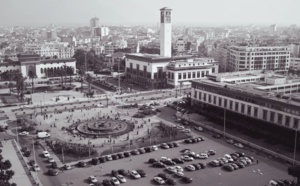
(1, 0, 300, 186)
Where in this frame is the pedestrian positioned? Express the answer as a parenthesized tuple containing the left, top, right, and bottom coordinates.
(130, 157, 132, 161)
(256, 160, 259, 164)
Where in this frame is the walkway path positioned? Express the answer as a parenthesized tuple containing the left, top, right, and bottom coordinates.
(1, 140, 38, 186)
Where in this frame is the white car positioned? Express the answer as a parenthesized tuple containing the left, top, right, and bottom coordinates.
(198, 153, 209, 159)
(166, 166, 177, 173)
(194, 126, 203, 132)
(181, 155, 194, 161)
(151, 145, 158, 151)
(234, 143, 244, 148)
(175, 171, 184, 177)
(89, 176, 97, 183)
(111, 177, 120, 185)
(48, 157, 55, 163)
(161, 157, 171, 161)
(106, 155, 113, 161)
(174, 166, 183, 172)
(176, 126, 185, 130)
(64, 164, 71, 170)
(116, 174, 126, 183)
(154, 177, 165, 185)
(184, 151, 195, 155)
(129, 170, 141, 179)
(182, 129, 191, 133)
(19, 131, 29, 135)
(186, 165, 196, 171)
(43, 151, 50, 158)
(33, 164, 40, 171)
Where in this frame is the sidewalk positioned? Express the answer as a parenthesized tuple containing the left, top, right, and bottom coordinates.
(1, 140, 38, 186)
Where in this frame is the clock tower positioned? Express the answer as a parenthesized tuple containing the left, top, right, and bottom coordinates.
(160, 7, 172, 57)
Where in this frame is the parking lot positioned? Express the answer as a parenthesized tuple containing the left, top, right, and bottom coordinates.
(47, 129, 291, 186)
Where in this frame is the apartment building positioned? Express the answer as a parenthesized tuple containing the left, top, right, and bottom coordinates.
(228, 46, 290, 72)
(24, 43, 74, 59)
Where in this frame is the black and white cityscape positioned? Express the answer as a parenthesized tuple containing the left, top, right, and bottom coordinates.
(0, 0, 300, 186)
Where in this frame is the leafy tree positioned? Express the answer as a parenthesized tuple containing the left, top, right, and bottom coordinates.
(66, 67, 74, 86)
(140, 47, 160, 54)
(28, 70, 37, 95)
(53, 55, 58, 59)
(288, 166, 300, 184)
(14, 73, 26, 101)
(114, 48, 132, 53)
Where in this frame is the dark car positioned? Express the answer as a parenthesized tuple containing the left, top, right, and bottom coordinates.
(77, 161, 87, 167)
(283, 180, 294, 185)
(48, 169, 58, 176)
(190, 138, 197, 143)
(136, 169, 147, 177)
(236, 152, 245, 157)
(223, 164, 234, 171)
(163, 160, 176, 166)
(198, 162, 206, 169)
(111, 154, 119, 160)
(192, 163, 201, 170)
(275, 180, 286, 186)
(231, 163, 239, 170)
(99, 156, 106, 163)
(24, 150, 32, 157)
(118, 169, 128, 176)
(208, 150, 216, 155)
(236, 162, 245, 168)
(212, 134, 221, 138)
(144, 147, 153, 153)
(153, 162, 166, 168)
(167, 143, 174, 148)
(166, 178, 176, 185)
(131, 150, 140, 155)
(180, 148, 191, 153)
(148, 158, 158, 164)
(172, 142, 179, 147)
(117, 153, 125, 159)
(182, 176, 193, 183)
(51, 162, 58, 169)
(172, 158, 184, 164)
(184, 139, 192, 144)
(102, 179, 113, 186)
(123, 152, 131, 157)
(157, 173, 168, 180)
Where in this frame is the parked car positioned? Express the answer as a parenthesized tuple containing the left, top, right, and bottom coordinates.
(212, 134, 221, 138)
(43, 150, 50, 158)
(51, 162, 58, 169)
(33, 164, 40, 171)
(116, 174, 126, 183)
(153, 162, 166, 168)
(154, 176, 165, 185)
(63, 164, 71, 170)
(117, 169, 128, 176)
(106, 155, 113, 161)
(182, 176, 193, 183)
(136, 169, 147, 177)
(194, 126, 203, 132)
(129, 170, 141, 179)
(226, 139, 234, 144)
(77, 161, 87, 167)
(234, 143, 244, 148)
(19, 131, 29, 135)
(148, 158, 158, 164)
(110, 177, 120, 185)
(48, 169, 58, 176)
(207, 150, 216, 155)
(123, 152, 131, 157)
(223, 164, 234, 171)
(185, 165, 196, 171)
(157, 173, 168, 180)
(89, 176, 98, 183)
(210, 160, 220, 167)
(48, 157, 55, 163)
(181, 155, 194, 161)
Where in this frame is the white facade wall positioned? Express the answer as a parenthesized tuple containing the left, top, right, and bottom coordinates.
(160, 23, 172, 57)
(38, 61, 76, 78)
(0, 64, 21, 73)
(191, 88, 300, 130)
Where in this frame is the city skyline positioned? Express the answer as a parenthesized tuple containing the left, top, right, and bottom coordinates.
(0, 0, 300, 27)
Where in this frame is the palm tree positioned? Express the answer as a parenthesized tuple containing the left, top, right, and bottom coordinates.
(86, 74, 93, 97)
(78, 68, 85, 93)
(14, 73, 26, 102)
(28, 70, 37, 94)
(66, 67, 74, 87)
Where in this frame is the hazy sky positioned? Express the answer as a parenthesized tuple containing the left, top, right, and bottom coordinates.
(1, 0, 300, 27)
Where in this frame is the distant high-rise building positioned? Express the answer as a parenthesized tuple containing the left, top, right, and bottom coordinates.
(90, 17, 99, 28)
(160, 7, 172, 57)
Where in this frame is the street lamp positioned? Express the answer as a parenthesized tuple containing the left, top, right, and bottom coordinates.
(253, 169, 263, 186)
(293, 128, 298, 166)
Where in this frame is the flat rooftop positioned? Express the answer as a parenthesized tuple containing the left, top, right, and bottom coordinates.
(192, 78, 300, 107)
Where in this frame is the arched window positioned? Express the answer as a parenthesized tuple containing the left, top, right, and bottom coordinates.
(41, 68, 43, 74)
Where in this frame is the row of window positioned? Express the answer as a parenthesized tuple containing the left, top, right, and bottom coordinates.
(178, 71, 209, 80)
(194, 90, 299, 129)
